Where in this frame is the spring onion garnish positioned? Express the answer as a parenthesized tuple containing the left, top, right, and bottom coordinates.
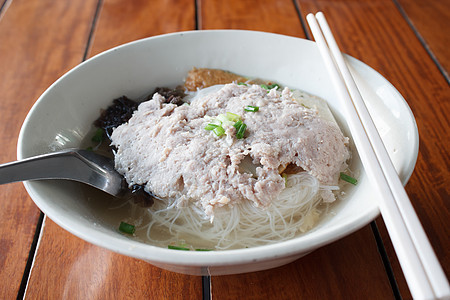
(206, 113, 243, 137)
(119, 221, 135, 234)
(213, 126, 225, 137)
(244, 105, 259, 112)
(261, 83, 280, 90)
(205, 122, 225, 136)
(214, 112, 241, 126)
(205, 112, 248, 139)
(233, 119, 243, 130)
(204, 123, 219, 131)
(233, 120, 247, 139)
(282, 173, 288, 187)
(269, 83, 280, 89)
(225, 112, 241, 122)
(167, 245, 212, 251)
(168, 245, 190, 251)
(235, 122, 247, 139)
(91, 128, 104, 143)
(340, 172, 358, 185)
(237, 82, 248, 86)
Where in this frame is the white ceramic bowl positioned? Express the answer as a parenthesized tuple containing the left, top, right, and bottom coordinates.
(18, 30, 419, 276)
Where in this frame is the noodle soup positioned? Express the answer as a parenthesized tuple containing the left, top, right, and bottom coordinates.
(86, 69, 357, 250)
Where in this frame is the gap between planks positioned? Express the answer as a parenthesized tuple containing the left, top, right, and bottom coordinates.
(392, 0, 449, 84)
(15, 1, 104, 298)
(16, 213, 45, 300)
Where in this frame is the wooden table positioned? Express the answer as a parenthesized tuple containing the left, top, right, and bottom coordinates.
(0, 0, 448, 299)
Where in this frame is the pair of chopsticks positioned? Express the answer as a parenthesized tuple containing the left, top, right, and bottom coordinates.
(306, 12, 449, 300)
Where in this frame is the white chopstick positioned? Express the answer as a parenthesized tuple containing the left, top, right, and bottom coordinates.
(307, 12, 450, 300)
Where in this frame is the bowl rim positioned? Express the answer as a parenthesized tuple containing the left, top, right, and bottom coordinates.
(17, 29, 419, 267)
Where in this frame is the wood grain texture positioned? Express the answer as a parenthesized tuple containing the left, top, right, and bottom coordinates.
(211, 226, 395, 300)
(297, 0, 449, 298)
(0, 0, 98, 298)
(25, 218, 202, 299)
(1, 0, 448, 299)
(89, 0, 196, 57)
(198, 0, 304, 37)
(199, 0, 397, 299)
(23, 0, 200, 299)
(396, 0, 450, 78)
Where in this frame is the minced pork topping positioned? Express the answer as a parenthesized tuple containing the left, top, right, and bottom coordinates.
(110, 83, 349, 216)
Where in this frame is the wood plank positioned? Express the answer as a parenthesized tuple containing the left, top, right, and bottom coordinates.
(396, 0, 450, 78)
(211, 226, 394, 300)
(0, 0, 98, 298)
(297, 0, 450, 298)
(24, 0, 202, 298)
(89, 0, 196, 57)
(199, 0, 396, 298)
(25, 218, 202, 299)
(4, 0, 446, 299)
(198, 0, 304, 37)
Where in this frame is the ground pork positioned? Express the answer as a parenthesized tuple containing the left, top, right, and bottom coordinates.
(111, 83, 349, 216)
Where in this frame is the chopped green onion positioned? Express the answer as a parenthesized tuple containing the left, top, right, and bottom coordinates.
(237, 82, 248, 86)
(205, 113, 244, 138)
(226, 112, 241, 122)
(204, 123, 219, 131)
(119, 222, 135, 234)
(233, 120, 243, 130)
(168, 245, 190, 251)
(282, 173, 288, 187)
(233, 120, 247, 139)
(300, 103, 310, 109)
(217, 112, 241, 124)
(91, 128, 104, 143)
(340, 172, 358, 185)
(213, 126, 225, 137)
(244, 105, 259, 112)
(205, 121, 225, 137)
(216, 114, 228, 124)
(195, 248, 212, 251)
(236, 123, 247, 139)
(261, 83, 280, 90)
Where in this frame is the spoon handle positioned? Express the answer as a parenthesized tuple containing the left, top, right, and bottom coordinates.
(0, 150, 79, 184)
(0, 149, 124, 196)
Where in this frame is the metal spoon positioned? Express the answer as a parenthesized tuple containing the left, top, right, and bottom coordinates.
(0, 149, 126, 196)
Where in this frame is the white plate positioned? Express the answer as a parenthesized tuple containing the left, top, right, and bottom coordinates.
(18, 30, 419, 275)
